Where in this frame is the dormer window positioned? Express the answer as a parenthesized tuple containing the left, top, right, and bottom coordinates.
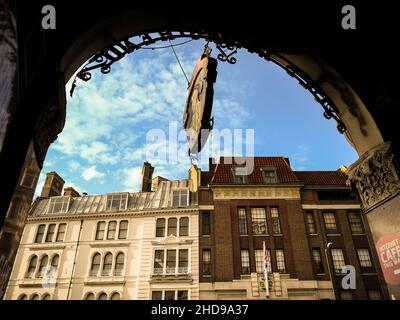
(261, 166, 278, 184)
(233, 167, 248, 184)
(106, 193, 128, 211)
(172, 189, 189, 207)
(48, 196, 71, 214)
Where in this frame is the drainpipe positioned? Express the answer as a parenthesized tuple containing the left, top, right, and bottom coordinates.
(66, 220, 83, 300)
(325, 242, 338, 300)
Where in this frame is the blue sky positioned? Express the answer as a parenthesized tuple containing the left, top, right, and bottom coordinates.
(35, 39, 358, 196)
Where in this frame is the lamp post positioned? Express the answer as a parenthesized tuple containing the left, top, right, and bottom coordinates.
(324, 242, 338, 300)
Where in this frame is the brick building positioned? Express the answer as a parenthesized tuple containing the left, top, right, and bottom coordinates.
(193, 157, 388, 300)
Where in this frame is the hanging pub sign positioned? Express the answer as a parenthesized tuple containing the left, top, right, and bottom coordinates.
(183, 46, 218, 157)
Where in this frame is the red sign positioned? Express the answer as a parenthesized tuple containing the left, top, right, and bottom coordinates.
(376, 234, 400, 285)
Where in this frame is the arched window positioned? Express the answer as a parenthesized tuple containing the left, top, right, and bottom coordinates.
(41, 293, 51, 300)
(18, 294, 28, 300)
(85, 292, 95, 300)
(90, 253, 101, 276)
(167, 218, 177, 236)
(30, 294, 39, 300)
(179, 217, 189, 236)
(26, 255, 37, 277)
(156, 218, 165, 237)
(114, 253, 125, 276)
(110, 292, 120, 300)
(98, 292, 107, 300)
(51, 255, 59, 271)
(38, 255, 49, 277)
(102, 253, 113, 276)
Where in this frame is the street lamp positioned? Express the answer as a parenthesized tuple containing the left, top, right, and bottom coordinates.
(324, 242, 338, 300)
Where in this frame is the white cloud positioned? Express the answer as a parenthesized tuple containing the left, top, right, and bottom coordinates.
(81, 166, 105, 181)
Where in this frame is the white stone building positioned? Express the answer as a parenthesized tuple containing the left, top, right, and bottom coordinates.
(4, 171, 199, 300)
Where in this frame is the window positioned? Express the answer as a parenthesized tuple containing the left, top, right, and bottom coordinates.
(156, 218, 165, 237)
(18, 294, 28, 300)
(271, 207, 281, 234)
(368, 290, 382, 300)
(107, 221, 117, 240)
(50, 255, 59, 272)
(35, 224, 46, 243)
(241, 250, 250, 274)
(102, 253, 113, 276)
(90, 253, 101, 276)
(202, 212, 211, 235)
(152, 291, 162, 300)
(21, 168, 38, 189)
(312, 248, 324, 274)
(165, 291, 175, 300)
(30, 294, 39, 300)
(95, 222, 105, 240)
(276, 249, 286, 273)
(255, 249, 271, 273)
(151, 290, 188, 300)
(110, 292, 120, 300)
(348, 212, 364, 234)
(172, 189, 189, 207)
(106, 193, 128, 211)
(323, 212, 338, 234)
(38, 255, 49, 278)
(251, 208, 267, 235)
(48, 196, 70, 214)
(202, 249, 211, 275)
(114, 253, 125, 276)
(56, 223, 66, 242)
(238, 208, 248, 235)
(178, 249, 189, 273)
(179, 217, 189, 236)
(357, 248, 373, 269)
(98, 293, 108, 300)
(233, 167, 248, 184)
(42, 294, 51, 300)
(177, 291, 188, 300)
(167, 218, 177, 236)
(45, 224, 56, 242)
(85, 293, 95, 300)
(26, 256, 37, 278)
(331, 249, 345, 274)
(261, 167, 277, 184)
(340, 291, 353, 300)
(166, 250, 176, 274)
(305, 211, 316, 234)
(118, 220, 128, 239)
(153, 250, 164, 274)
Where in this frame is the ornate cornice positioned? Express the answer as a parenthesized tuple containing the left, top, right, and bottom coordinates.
(346, 142, 400, 212)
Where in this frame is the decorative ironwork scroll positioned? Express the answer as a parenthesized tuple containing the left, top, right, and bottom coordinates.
(70, 29, 346, 134)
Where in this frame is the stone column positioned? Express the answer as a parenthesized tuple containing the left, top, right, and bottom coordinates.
(347, 142, 400, 299)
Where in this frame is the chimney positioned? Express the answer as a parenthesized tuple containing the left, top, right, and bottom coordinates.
(140, 161, 154, 192)
(63, 187, 81, 197)
(152, 176, 169, 191)
(40, 172, 65, 198)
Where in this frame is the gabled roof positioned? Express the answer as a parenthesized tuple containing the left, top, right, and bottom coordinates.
(208, 157, 301, 185)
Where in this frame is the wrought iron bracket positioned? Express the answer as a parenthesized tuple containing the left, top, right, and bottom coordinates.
(70, 29, 346, 134)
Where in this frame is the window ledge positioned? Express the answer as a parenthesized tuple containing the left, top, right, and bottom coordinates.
(327, 234, 342, 237)
(90, 241, 130, 248)
(29, 244, 66, 250)
(84, 276, 126, 285)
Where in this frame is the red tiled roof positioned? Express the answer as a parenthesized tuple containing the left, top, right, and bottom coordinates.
(200, 171, 213, 186)
(294, 171, 347, 186)
(209, 157, 301, 184)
